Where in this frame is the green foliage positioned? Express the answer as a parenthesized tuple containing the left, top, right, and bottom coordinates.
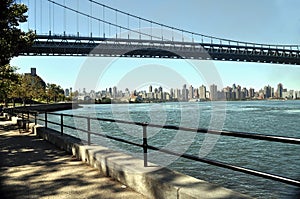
(0, 64, 18, 105)
(0, 0, 36, 106)
(13, 74, 46, 105)
(0, 0, 35, 66)
(46, 83, 65, 103)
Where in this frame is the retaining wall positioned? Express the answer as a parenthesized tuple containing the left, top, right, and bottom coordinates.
(5, 103, 80, 113)
(34, 126, 252, 199)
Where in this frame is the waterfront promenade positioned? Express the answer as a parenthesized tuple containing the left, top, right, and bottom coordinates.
(0, 118, 147, 199)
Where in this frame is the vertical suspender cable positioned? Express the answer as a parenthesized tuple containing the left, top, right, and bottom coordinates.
(63, 0, 66, 35)
(34, 0, 36, 33)
(103, 5, 105, 38)
(52, 0, 55, 34)
(139, 18, 141, 40)
(90, 0, 92, 37)
(109, 23, 111, 37)
(127, 14, 129, 39)
(115, 10, 117, 38)
(77, 0, 79, 36)
(40, 0, 42, 33)
(161, 25, 163, 41)
(98, 4, 101, 37)
(49, 0, 51, 35)
(150, 21, 152, 40)
(27, 0, 30, 30)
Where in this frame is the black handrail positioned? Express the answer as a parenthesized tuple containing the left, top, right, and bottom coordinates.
(48, 112, 300, 145)
(12, 110, 300, 187)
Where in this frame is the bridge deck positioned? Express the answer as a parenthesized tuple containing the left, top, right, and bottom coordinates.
(18, 35, 300, 65)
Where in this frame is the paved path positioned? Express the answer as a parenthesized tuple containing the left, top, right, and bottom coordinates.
(0, 119, 147, 199)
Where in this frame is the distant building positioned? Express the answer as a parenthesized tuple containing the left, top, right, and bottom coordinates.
(249, 88, 255, 98)
(294, 91, 300, 99)
(159, 86, 163, 93)
(24, 68, 46, 89)
(30, 68, 36, 76)
(199, 85, 206, 99)
(65, 89, 70, 97)
(113, 86, 117, 98)
(242, 87, 248, 99)
(174, 88, 181, 99)
(182, 84, 188, 101)
(194, 88, 199, 99)
(264, 85, 272, 99)
(149, 85, 152, 93)
(188, 85, 194, 99)
(235, 85, 241, 100)
(210, 84, 218, 101)
(206, 91, 210, 99)
(277, 83, 283, 98)
(170, 88, 174, 99)
(282, 90, 294, 99)
(223, 86, 232, 100)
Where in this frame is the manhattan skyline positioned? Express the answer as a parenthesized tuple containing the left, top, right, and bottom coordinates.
(73, 81, 300, 102)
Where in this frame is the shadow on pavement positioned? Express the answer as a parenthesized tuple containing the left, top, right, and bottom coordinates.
(0, 127, 146, 199)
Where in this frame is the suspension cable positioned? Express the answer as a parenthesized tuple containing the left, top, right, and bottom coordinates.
(88, 0, 297, 47)
(48, 0, 162, 40)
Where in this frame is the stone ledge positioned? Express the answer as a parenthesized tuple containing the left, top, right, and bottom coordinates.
(34, 125, 252, 199)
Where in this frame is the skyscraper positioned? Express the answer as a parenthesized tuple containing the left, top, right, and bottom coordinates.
(194, 88, 199, 99)
(170, 88, 174, 99)
(264, 85, 272, 99)
(113, 86, 117, 98)
(188, 85, 194, 99)
(174, 88, 181, 99)
(210, 84, 218, 101)
(199, 85, 206, 99)
(65, 88, 70, 97)
(249, 88, 255, 98)
(277, 83, 283, 98)
(182, 84, 188, 101)
(149, 85, 152, 93)
(159, 86, 163, 93)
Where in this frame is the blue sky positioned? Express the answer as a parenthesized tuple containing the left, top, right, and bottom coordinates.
(11, 0, 300, 92)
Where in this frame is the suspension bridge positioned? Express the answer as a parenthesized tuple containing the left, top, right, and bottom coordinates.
(18, 0, 300, 65)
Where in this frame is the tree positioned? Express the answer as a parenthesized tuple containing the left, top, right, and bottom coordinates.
(46, 84, 65, 103)
(0, 0, 35, 66)
(0, 64, 18, 106)
(15, 74, 45, 106)
(0, 0, 35, 106)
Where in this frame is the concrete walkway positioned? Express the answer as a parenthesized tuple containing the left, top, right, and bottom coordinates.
(0, 119, 147, 199)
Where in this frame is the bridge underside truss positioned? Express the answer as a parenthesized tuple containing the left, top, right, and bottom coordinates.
(19, 36, 300, 65)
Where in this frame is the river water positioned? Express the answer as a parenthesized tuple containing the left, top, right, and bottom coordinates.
(45, 100, 300, 198)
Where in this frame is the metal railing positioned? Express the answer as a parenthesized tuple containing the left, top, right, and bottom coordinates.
(9, 110, 300, 187)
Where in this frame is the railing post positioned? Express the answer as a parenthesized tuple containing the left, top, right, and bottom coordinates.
(142, 123, 148, 167)
(61, 114, 63, 136)
(87, 117, 91, 145)
(45, 112, 47, 129)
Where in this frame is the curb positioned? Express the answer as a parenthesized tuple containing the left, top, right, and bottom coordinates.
(34, 125, 252, 199)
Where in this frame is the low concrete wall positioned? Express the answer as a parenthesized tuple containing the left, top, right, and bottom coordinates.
(34, 126, 252, 199)
(5, 103, 80, 113)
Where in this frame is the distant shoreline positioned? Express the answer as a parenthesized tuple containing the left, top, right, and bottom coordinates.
(75, 98, 300, 106)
